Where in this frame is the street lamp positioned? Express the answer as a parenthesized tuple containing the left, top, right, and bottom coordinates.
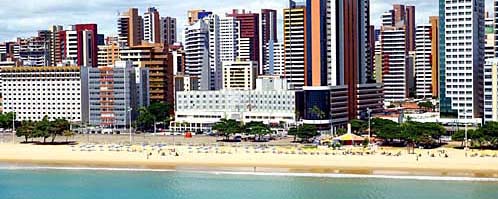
(128, 107, 133, 144)
(367, 108, 372, 140)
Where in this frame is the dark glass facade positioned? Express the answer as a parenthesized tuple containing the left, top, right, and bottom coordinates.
(303, 89, 331, 120)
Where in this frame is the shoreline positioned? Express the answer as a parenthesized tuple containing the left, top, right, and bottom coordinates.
(2, 158, 498, 180)
(2, 162, 498, 182)
(2, 143, 498, 180)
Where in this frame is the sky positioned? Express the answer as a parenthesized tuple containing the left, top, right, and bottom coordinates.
(0, 0, 494, 42)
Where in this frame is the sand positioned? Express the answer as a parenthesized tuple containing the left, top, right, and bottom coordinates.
(1, 143, 498, 178)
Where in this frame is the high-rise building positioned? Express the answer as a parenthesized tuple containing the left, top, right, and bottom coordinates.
(415, 17, 439, 99)
(97, 40, 120, 67)
(183, 19, 211, 91)
(264, 42, 285, 76)
(81, 61, 149, 132)
(483, 59, 498, 122)
(227, 10, 260, 68)
(119, 43, 173, 104)
(222, 61, 258, 91)
(18, 31, 51, 66)
(219, 16, 240, 63)
(405, 5, 416, 52)
(49, 25, 63, 65)
(485, 14, 494, 61)
(259, 9, 278, 75)
(283, 3, 306, 90)
(440, 0, 485, 120)
(160, 16, 177, 45)
(59, 24, 98, 67)
(143, 7, 161, 43)
(118, 8, 143, 47)
(380, 25, 407, 101)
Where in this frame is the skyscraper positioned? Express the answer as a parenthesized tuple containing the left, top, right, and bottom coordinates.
(143, 7, 161, 43)
(283, 2, 306, 90)
(440, 0, 485, 120)
(59, 24, 98, 67)
(118, 8, 143, 47)
(161, 16, 177, 45)
(259, 9, 278, 75)
(227, 9, 260, 70)
(183, 19, 211, 91)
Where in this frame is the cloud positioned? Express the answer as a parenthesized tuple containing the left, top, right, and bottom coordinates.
(0, 0, 494, 41)
(0, 0, 287, 42)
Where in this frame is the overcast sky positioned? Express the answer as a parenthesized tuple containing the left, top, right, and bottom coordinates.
(0, 0, 494, 42)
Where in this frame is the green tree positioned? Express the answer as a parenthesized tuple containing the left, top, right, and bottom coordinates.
(310, 106, 326, 119)
(33, 116, 51, 143)
(49, 118, 70, 143)
(213, 119, 243, 141)
(16, 120, 35, 143)
(296, 124, 319, 143)
(148, 102, 173, 128)
(371, 118, 401, 143)
(336, 128, 347, 136)
(417, 101, 434, 111)
(245, 122, 271, 141)
(288, 127, 298, 142)
(0, 112, 15, 129)
(136, 107, 155, 131)
(350, 119, 367, 133)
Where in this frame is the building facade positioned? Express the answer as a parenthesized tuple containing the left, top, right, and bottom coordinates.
(81, 61, 149, 132)
(1, 66, 82, 122)
(440, 0, 485, 120)
(222, 61, 258, 91)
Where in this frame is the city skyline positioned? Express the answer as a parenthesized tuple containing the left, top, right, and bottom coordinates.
(1, 0, 490, 42)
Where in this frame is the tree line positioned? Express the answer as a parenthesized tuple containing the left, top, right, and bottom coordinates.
(212, 119, 278, 142)
(15, 116, 72, 143)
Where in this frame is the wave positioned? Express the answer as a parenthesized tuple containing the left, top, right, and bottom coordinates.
(1, 165, 498, 182)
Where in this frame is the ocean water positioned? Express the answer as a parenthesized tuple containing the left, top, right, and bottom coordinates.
(0, 167, 498, 199)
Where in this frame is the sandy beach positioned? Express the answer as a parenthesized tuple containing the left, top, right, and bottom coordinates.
(1, 142, 498, 178)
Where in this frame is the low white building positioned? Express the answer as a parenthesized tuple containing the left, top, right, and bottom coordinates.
(171, 78, 297, 133)
(1, 66, 82, 122)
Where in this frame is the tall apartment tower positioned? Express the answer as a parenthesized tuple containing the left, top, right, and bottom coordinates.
(440, 0, 485, 120)
(259, 9, 278, 75)
(283, 2, 306, 90)
(485, 14, 494, 61)
(118, 8, 143, 47)
(415, 24, 433, 99)
(227, 10, 260, 70)
(405, 6, 416, 52)
(59, 24, 98, 67)
(161, 16, 177, 45)
(143, 7, 161, 44)
(49, 25, 63, 65)
(183, 19, 211, 91)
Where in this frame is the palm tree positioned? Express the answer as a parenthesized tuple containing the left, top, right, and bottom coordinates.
(310, 106, 326, 120)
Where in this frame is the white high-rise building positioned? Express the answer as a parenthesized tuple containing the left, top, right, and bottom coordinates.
(205, 14, 221, 90)
(415, 24, 433, 99)
(484, 59, 498, 122)
(380, 27, 407, 101)
(143, 7, 161, 43)
(183, 20, 211, 91)
(443, 0, 485, 119)
(219, 16, 240, 63)
(485, 16, 494, 61)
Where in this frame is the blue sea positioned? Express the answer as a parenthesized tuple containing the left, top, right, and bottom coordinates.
(0, 167, 498, 199)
